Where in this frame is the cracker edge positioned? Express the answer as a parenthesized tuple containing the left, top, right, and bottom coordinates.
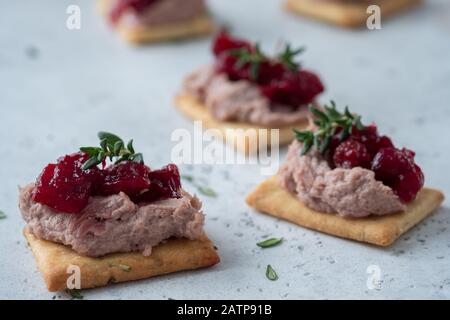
(285, 0, 423, 28)
(174, 94, 309, 155)
(246, 176, 444, 246)
(24, 229, 220, 292)
(97, 0, 215, 44)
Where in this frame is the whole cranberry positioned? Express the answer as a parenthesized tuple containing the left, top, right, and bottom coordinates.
(371, 147, 424, 203)
(333, 140, 372, 169)
(215, 53, 250, 81)
(212, 31, 252, 57)
(137, 164, 182, 202)
(352, 125, 394, 156)
(392, 165, 424, 203)
(99, 162, 152, 199)
(32, 153, 102, 214)
(371, 147, 410, 181)
(261, 70, 324, 107)
(256, 62, 285, 85)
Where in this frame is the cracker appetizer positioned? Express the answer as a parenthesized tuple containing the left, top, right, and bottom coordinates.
(175, 31, 324, 154)
(19, 132, 219, 292)
(98, 0, 215, 44)
(285, 0, 423, 28)
(247, 103, 444, 246)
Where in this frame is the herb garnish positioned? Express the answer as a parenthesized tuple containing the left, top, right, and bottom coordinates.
(181, 174, 194, 182)
(231, 44, 266, 81)
(266, 265, 278, 281)
(293, 101, 365, 155)
(0, 210, 6, 220)
(181, 175, 217, 198)
(197, 186, 217, 198)
(278, 44, 305, 71)
(80, 132, 144, 170)
(257, 238, 283, 249)
(230, 42, 305, 81)
(66, 289, 83, 300)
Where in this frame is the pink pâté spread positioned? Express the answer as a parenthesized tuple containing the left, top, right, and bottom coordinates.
(182, 31, 324, 126)
(19, 132, 205, 257)
(279, 103, 424, 218)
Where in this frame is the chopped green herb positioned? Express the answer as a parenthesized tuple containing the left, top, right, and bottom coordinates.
(266, 265, 278, 281)
(180, 175, 217, 197)
(66, 289, 83, 300)
(197, 186, 217, 197)
(278, 44, 305, 71)
(293, 101, 365, 155)
(181, 174, 194, 182)
(0, 210, 6, 219)
(257, 238, 283, 248)
(80, 132, 144, 170)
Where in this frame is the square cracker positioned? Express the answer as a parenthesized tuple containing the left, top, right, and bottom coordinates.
(285, 0, 423, 28)
(24, 229, 220, 292)
(174, 94, 309, 155)
(98, 0, 215, 44)
(246, 176, 444, 246)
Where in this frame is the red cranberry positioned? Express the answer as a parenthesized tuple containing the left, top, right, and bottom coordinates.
(371, 147, 424, 203)
(392, 164, 424, 203)
(99, 162, 151, 199)
(110, 0, 156, 24)
(261, 70, 324, 107)
(352, 125, 394, 157)
(32, 153, 102, 214)
(333, 140, 372, 169)
(256, 62, 286, 85)
(212, 31, 252, 57)
(136, 164, 182, 202)
(215, 53, 251, 82)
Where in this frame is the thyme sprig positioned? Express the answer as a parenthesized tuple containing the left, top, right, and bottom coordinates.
(294, 101, 365, 155)
(231, 43, 266, 81)
(278, 43, 305, 71)
(230, 42, 305, 81)
(80, 132, 144, 170)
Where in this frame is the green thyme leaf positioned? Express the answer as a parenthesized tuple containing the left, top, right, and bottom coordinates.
(80, 132, 143, 170)
(79, 147, 99, 157)
(181, 174, 194, 182)
(130, 153, 144, 164)
(266, 265, 278, 281)
(113, 140, 123, 154)
(257, 238, 283, 248)
(127, 140, 135, 154)
(293, 102, 367, 156)
(0, 210, 6, 219)
(82, 157, 101, 171)
(197, 186, 217, 198)
(66, 289, 83, 300)
(231, 43, 266, 81)
(98, 132, 122, 145)
(278, 44, 305, 71)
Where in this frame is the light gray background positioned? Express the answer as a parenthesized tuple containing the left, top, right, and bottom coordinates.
(0, 0, 449, 299)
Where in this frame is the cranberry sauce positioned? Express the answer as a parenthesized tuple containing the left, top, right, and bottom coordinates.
(32, 153, 182, 214)
(329, 125, 424, 203)
(212, 31, 324, 109)
(109, 0, 157, 24)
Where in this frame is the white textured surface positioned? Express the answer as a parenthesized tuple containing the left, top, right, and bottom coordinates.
(0, 0, 449, 299)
